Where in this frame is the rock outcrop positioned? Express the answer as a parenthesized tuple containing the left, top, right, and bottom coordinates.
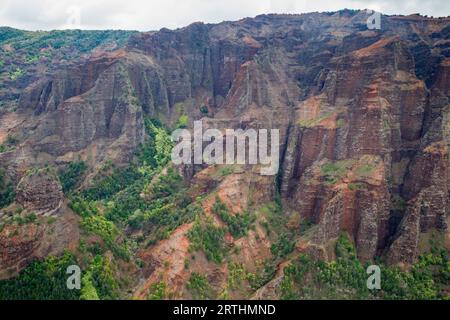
(15, 170, 63, 215)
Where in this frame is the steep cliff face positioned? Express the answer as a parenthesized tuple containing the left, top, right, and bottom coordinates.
(127, 12, 450, 265)
(0, 10, 449, 298)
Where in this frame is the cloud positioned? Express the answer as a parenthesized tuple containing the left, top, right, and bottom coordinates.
(0, 0, 448, 31)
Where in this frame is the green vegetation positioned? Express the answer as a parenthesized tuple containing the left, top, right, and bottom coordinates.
(83, 166, 141, 201)
(259, 200, 297, 259)
(244, 201, 294, 291)
(147, 281, 167, 300)
(124, 166, 201, 243)
(247, 259, 277, 290)
(336, 118, 345, 128)
(69, 196, 99, 217)
(81, 215, 118, 244)
(176, 114, 189, 129)
(321, 160, 354, 185)
(187, 273, 213, 299)
(0, 252, 80, 300)
(216, 166, 234, 178)
(70, 119, 197, 254)
(227, 262, 247, 290)
(82, 119, 172, 203)
(80, 213, 130, 261)
(84, 255, 119, 300)
(0, 27, 136, 56)
(80, 272, 100, 300)
(142, 118, 173, 168)
(259, 201, 286, 237)
(271, 233, 295, 258)
(356, 163, 376, 176)
(0, 27, 137, 110)
(200, 105, 209, 115)
(9, 67, 25, 80)
(0, 134, 19, 154)
(348, 182, 366, 191)
(13, 213, 37, 225)
(58, 161, 87, 194)
(188, 217, 227, 264)
(61, 118, 195, 300)
(212, 197, 256, 239)
(0, 168, 15, 209)
(280, 233, 450, 300)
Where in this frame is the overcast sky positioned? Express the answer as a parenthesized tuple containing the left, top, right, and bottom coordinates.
(0, 0, 449, 31)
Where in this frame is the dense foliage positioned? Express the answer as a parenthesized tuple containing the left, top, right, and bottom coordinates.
(0, 252, 80, 300)
(280, 233, 450, 300)
(81, 255, 119, 300)
(59, 161, 87, 194)
(0, 168, 15, 209)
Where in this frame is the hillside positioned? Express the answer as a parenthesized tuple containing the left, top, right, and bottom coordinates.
(0, 10, 449, 300)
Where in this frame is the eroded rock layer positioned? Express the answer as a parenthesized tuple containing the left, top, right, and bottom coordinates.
(0, 11, 449, 295)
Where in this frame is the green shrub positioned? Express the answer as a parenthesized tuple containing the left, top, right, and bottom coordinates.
(149, 167, 183, 199)
(0, 252, 80, 300)
(69, 196, 98, 217)
(200, 106, 209, 115)
(216, 166, 233, 177)
(86, 255, 119, 299)
(9, 68, 25, 80)
(227, 262, 246, 290)
(59, 161, 87, 194)
(142, 118, 173, 168)
(83, 167, 141, 201)
(80, 271, 100, 300)
(147, 281, 167, 300)
(14, 213, 37, 225)
(81, 215, 118, 244)
(188, 218, 227, 264)
(187, 273, 213, 299)
(348, 182, 366, 191)
(212, 197, 255, 239)
(0, 169, 15, 209)
(321, 160, 354, 185)
(80, 214, 130, 261)
(247, 259, 277, 290)
(271, 233, 295, 258)
(176, 114, 189, 129)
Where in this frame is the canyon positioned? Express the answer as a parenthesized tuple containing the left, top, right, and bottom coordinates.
(0, 10, 449, 299)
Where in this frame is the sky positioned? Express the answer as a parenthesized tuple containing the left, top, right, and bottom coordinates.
(0, 0, 449, 31)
